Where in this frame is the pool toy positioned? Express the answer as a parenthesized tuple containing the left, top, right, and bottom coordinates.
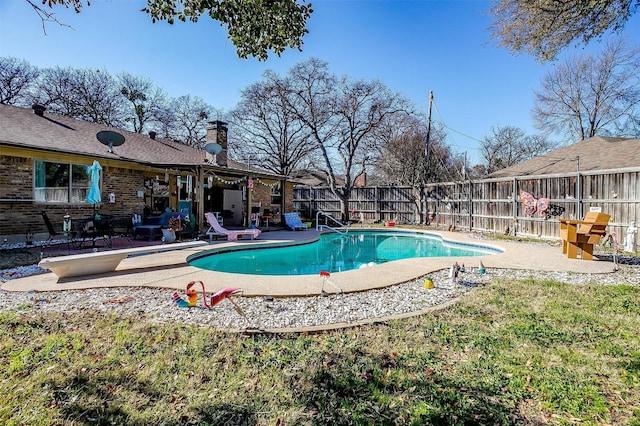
(319, 271, 343, 296)
(424, 277, 434, 289)
(172, 282, 198, 307)
(172, 281, 246, 317)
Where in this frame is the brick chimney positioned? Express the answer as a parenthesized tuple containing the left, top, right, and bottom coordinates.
(206, 120, 228, 167)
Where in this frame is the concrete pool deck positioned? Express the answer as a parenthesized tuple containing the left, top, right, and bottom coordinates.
(1, 228, 617, 296)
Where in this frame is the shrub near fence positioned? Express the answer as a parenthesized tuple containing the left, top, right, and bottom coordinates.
(293, 168, 640, 248)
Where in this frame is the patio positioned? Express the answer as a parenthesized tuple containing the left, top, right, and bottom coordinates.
(2, 229, 618, 296)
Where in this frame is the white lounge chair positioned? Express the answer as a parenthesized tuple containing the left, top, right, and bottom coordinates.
(205, 212, 261, 243)
(283, 212, 307, 231)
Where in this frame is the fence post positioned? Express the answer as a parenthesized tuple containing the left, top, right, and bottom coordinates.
(375, 186, 380, 222)
(468, 180, 473, 231)
(577, 173, 582, 219)
(512, 178, 518, 219)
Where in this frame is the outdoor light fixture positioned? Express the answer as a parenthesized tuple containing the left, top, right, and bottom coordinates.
(63, 213, 72, 233)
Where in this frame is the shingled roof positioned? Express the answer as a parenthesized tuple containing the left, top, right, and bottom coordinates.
(0, 104, 275, 177)
(487, 136, 640, 178)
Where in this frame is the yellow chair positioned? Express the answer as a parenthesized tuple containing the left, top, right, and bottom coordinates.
(559, 212, 610, 260)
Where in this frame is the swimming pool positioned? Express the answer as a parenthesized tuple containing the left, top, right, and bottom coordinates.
(188, 230, 501, 276)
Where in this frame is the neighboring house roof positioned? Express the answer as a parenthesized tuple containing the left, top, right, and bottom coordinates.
(486, 136, 640, 178)
(290, 170, 328, 186)
(0, 104, 280, 178)
(290, 169, 348, 187)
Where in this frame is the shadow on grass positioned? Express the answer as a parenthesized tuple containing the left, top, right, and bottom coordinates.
(54, 370, 258, 425)
(298, 349, 524, 425)
(45, 332, 523, 425)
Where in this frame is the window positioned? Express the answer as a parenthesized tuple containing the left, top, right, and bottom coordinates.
(34, 160, 91, 203)
(270, 181, 282, 206)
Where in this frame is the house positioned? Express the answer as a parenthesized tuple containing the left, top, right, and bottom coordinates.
(486, 136, 640, 178)
(0, 104, 294, 244)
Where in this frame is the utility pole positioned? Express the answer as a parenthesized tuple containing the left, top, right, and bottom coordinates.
(425, 90, 433, 161)
(422, 90, 434, 226)
(462, 151, 467, 179)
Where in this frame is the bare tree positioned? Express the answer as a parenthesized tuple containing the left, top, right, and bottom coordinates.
(285, 58, 339, 183)
(229, 70, 315, 176)
(35, 66, 126, 128)
(481, 125, 557, 173)
(533, 39, 640, 140)
(1, 58, 227, 147)
(488, 0, 639, 61)
(286, 58, 411, 221)
(153, 105, 179, 141)
(35, 66, 79, 116)
(169, 95, 221, 147)
(0, 57, 39, 106)
(119, 72, 168, 134)
(376, 125, 459, 185)
(373, 115, 464, 224)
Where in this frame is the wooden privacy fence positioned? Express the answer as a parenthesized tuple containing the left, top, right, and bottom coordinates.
(293, 167, 640, 245)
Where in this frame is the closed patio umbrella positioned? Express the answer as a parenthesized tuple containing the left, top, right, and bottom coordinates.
(86, 160, 102, 212)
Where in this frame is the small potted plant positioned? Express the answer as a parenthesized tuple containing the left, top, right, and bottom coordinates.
(162, 216, 182, 243)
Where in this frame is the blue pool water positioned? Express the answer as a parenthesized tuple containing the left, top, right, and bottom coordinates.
(188, 231, 501, 276)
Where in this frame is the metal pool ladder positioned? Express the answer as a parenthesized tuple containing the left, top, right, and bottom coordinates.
(315, 210, 349, 234)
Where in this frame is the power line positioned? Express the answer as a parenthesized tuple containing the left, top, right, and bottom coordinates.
(430, 97, 483, 150)
(437, 121, 484, 145)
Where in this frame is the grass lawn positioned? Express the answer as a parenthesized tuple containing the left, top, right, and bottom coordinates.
(1, 277, 639, 425)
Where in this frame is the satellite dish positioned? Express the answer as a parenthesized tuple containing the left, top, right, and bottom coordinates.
(204, 143, 223, 155)
(97, 130, 125, 153)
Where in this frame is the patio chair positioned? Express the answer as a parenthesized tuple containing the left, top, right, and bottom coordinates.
(205, 212, 261, 243)
(283, 212, 307, 231)
(40, 211, 77, 251)
(41, 211, 61, 246)
(559, 212, 610, 260)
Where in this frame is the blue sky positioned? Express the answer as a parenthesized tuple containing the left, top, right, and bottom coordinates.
(2, 0, 638, 164)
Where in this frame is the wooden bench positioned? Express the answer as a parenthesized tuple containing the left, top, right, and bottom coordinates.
(559, 212, 610, 260)
(38, 241, 208, 279)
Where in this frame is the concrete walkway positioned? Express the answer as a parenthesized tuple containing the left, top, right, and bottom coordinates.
(2, 228, 615, 296)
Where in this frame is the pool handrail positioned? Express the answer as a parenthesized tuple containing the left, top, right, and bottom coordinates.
(316, 210, 349, 234)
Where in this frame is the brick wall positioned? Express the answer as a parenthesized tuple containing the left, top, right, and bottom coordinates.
(1, 152, 299, 243)
(0, 154, 147, 244)
(248, 180, 295, 224)
(283, 182, 295, 214)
